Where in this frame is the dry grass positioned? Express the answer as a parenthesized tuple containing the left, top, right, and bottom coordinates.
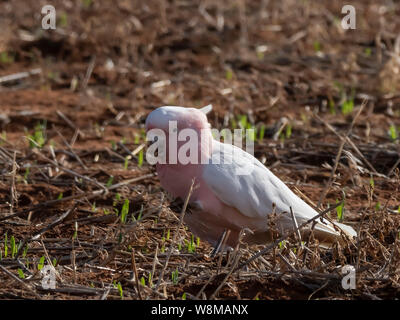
(0, 0, 399, 299)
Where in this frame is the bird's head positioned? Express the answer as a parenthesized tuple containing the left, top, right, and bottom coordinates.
(144, 105, 213, 166)
(145, 105, 212, 133)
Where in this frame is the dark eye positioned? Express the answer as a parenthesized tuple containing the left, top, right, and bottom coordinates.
(153, 136, 158, 142)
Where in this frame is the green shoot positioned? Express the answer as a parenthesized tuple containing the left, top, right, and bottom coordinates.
(106, 176, 114, 187)
(239, 115, 248, 130)
(336, 199, 344, 222)
(22, 244, 29, 258)
(313, 41, 321, 52)
(110, 140, 116, 150)
(120, 199, 129, 223)
(37, 256, 45, 271)
(10, 236, 16, 258)
(341, 99, 354, 115)
(171, 269, 179, 285)
(4, 233, 8, 258)
(59, 12, 68, 27)
(28, 122, 46, 148)
(138, 149, 144, 167)
(389, 125, 398, 142)
(24, 167, 30, 182)
(329, 99, 336, 115)
(117, 282, 123, 299)
(258, 124, 265, 141)
(0, 51, 14, 64)
(364, 47, 372, 57)
(285, 123, 292, 139)
(225, 69, 233, 81)
(18, 269, 25, 279)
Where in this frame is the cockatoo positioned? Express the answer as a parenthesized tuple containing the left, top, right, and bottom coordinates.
(145, 105, 356, 248)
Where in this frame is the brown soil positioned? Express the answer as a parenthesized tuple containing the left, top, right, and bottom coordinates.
(0, 0, 399, 300)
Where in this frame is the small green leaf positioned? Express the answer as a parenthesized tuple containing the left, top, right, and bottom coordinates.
(138, 150, 144, 167)
(258, 124, 265, 141)
(17, 269, 25, 279)
(336, 199, 344, 222)
(106, 176, 114, 187)
(121, 199, 130, 223)
(38, 256, 45, 271)
(225, 69, 233, 81)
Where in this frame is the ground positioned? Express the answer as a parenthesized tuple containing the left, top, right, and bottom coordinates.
(0, 0, 399, 300)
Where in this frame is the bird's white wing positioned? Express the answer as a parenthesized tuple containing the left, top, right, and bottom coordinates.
(203, 141, 357, 240)
(203, 141, 323, 222)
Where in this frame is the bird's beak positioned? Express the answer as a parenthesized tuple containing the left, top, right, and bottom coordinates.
(199, 104, 213, 114)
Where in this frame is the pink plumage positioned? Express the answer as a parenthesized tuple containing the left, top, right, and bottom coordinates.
(145, 105, 356, 248)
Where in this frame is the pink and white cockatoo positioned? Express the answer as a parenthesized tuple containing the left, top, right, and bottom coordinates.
(145, 105, 356, 248)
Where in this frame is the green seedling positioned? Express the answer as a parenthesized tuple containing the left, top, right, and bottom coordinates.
(59, 12, 68, 27)
(285, 123, 292, 139)
(22, 244, 29, 258)
(389, 125, 398, 142)
(336, 199, 344, 222)
(341, 99, 354, 115)
(106, 176, 114, 187)
(4, 233, 8, 258)
(120, 199, 129, 223)
(0, 52, 14, 64)
(364, 47, 372, 57)
(138, 149, 144, 167)
(225, 69, 233, 81)
(171, 269, 179, 285)
(10, 236, 16, 258)
(329, 99, 336, 115)
(37, 256, 45, 271)
(28, 122, 46, 148)
(117, 282, 123, 299)
(18, 269, 25, 279)
(258, 124, 265, 141)
(313, 41, 321, 52)
(110, 140, 116, 150)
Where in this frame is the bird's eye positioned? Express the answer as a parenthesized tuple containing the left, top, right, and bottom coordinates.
(153, 136, 158, 142)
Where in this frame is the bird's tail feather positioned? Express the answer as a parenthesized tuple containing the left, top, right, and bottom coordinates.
(311, 219, 357, 248)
